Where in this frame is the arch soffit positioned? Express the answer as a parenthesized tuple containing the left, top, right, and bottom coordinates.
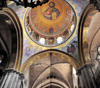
(20, 49, 80, 73)
(78, 4, 97, 65)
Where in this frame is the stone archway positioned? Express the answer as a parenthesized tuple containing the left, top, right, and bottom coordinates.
(78, 4, 98, 65)
(20, 49, 80, 72)
(20, 49, 80, 88)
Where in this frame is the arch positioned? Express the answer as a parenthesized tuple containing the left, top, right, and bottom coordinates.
(20, 49, 80, 73)
(0, 7, 23, 71)
(78, 4, 98, 65)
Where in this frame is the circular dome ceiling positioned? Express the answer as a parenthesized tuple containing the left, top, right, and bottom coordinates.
(25, 0, 76, 46)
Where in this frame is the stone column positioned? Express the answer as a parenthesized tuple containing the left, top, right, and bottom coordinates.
(0, 69, 26, 88)
(95, 63, 100, 86)
(77, 64, 97, 88)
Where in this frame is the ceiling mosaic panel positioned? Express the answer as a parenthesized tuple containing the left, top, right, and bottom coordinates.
(8, 0, 90, 65)
(25, 0, 76, 46)
(28, 0, 74, 36)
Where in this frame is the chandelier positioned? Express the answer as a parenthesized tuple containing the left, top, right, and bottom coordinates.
(0, 0, 49, 9)
(12, 0, 49, 8)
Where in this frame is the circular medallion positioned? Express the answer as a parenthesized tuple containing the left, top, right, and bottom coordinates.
(41, 0, 62, 21)
(25, 0, 76, 46)
(29, 0, 74, 37)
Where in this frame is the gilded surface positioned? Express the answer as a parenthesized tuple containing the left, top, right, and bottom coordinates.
(83, 8, 98, 63)
(20, 50, 80, 73)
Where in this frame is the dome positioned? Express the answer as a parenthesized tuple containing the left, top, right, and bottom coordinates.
(25, 0, 76, 46)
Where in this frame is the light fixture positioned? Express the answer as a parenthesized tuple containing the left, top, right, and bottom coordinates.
(12, 0, 49, 8)
(0, 0, 49, 10)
